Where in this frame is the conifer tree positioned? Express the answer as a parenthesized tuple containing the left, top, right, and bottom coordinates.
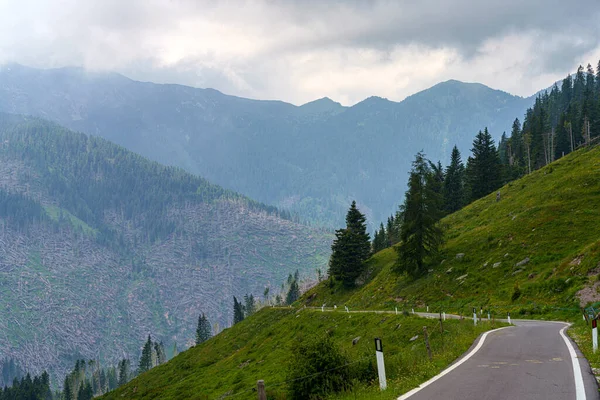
(443, 146, 465, 213)
(395, 152, 444, 277)
(233, 296, 245, 325)
(386, 215, 396, 246)
(63, 376, 73, 400)
(328, 201, 371, 287)
(195, 313, 212, 345)
(244, 294, 256, 316)
(138, 335, 153, 373)
(286, 279, 300, 304)
(465, 128, 502, 201)
(154, 341, 166, 366)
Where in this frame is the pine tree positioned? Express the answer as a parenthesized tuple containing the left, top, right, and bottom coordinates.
(443, 145, 465, 213)
(465, 128, 502, 201)
(328, 201, 371, 287)
(286, 279, 300, 304)
(233, 296, 245, 325)
(154, 341, 166, 366)
(138, 335, 153, 373)
(395, 152, 444, 277)
(64, 376, 73, 400)
(386, 215, 396, 246)
(195, 313, 212, 345)
(244, 294, 256, 317)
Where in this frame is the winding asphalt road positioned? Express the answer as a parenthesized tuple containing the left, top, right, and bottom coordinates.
(398, 319, 599, 400)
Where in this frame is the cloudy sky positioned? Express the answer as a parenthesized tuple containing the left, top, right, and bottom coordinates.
(0, 0, 599, 105)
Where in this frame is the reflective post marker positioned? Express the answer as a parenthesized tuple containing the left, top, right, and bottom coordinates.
(508, 312, 511, 325)
(487, 311, 491, 321)
(321, 304, 324, 312)
(593, 319, 598, 353)
(345, 306, 349, 313)
(443, 312, 446, 321)
(427, 306, 429, 312)
(395, 307, 398, 315)
(412, 308, 415, 314)
(473, 307, 477, 326)
(374, 338, 387, 390)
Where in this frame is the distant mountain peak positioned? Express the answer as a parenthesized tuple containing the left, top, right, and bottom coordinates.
(297, 96, 346, 116)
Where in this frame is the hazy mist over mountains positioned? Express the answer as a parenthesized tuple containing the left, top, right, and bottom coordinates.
(0, 64, 534, 226)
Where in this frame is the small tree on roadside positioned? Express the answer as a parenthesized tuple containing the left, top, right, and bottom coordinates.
(287, 334, 350, 400)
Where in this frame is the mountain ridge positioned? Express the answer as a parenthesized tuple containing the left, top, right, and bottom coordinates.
(0, 114, 331, 380)
(0, 63, 535, 227)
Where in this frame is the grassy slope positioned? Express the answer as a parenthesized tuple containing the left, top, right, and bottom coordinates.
(102, 146, 600, 399)
(102, 308, 502, 400)
(306, 145, 600, 317)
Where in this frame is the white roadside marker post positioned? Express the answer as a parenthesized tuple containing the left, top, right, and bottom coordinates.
(345, 306, 349, 313)
(487, 311, 491, 321)
(412, 308, 415, 314)
(507, 312, 511, 325)
(321, 304, 324, 312)
(427, 306, 429, 312)
(374, 338, 387, 390)
(473, 308, 477, 326)
(443, 312, 446, 321)
(593, 319, 598, 353)
(395, 307, 398, 315)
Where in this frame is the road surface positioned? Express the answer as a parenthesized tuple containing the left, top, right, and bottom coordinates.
(398, 320, 599, 400)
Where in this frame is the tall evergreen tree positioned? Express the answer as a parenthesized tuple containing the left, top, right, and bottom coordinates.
(117, 359, 130, 387)
(195, 313, 212, 345)
(395, 152, 444, 277)
(443, 145, 465, 213)
(328, 201, 371, 287)
(386, 215, 397, 246)
(154, 341, 166, 366)
(465, 128, 502, 201)
(233, 296, 245, 325)
(285, 279, 300, 305)
(138, 335, 153, 374)
(244, 294, 256, 317)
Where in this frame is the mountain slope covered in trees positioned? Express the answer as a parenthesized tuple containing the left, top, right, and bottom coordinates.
(0, 114, 331, 381)
(0, 64, 532, 226)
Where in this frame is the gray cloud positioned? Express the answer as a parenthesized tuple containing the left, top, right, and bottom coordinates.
(0, 0, 598, 104)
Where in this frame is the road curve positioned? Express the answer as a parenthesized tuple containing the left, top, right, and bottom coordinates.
(398, 320, 599, 400)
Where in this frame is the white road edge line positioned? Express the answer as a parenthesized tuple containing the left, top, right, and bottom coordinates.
(559, 324, 587, 400)
(396, 326, 511, 400)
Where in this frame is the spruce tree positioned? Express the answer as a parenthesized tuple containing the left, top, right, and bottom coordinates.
(154, 341, 166, 365)
(195, 313, 212, 345)
(395, 152, 444, 277)
(386, 215, 396, 246)
(63, 376, 73, 400)
(286, 279, 300, 304)
(233, 296, 245, 325)
(465, 128, 502, 201)
(138, 335, 153, 373)
(117, 359, 130, 387)
(443, 146, 465, 213)
(244, 294, 256, 316)
(328, 201, 371, 287)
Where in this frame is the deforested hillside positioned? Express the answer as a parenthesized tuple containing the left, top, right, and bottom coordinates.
(0, 114, 331, 379)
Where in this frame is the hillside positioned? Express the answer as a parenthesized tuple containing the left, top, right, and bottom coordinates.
(0, 115, 331, 379)
(98, 142, 600, 400)
(306, 144, 600, 314)
(101, 307, 502, 400)
(0, 64, 532, 227)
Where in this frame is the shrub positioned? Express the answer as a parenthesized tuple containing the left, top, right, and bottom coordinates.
(511, 282, 521, 302)
(287, 333, 350, 400)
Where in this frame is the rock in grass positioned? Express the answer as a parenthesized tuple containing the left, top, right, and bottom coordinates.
(515, 257, 530, 267)
(493, 262, 502, 268)
(409, 335, 419, 342)
(456, 253, 465, 260)
(352, 337, 361, 345)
